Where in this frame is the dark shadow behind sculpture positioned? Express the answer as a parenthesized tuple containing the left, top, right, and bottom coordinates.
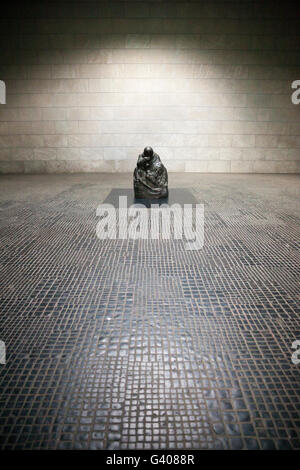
(133, 147, 168, 201)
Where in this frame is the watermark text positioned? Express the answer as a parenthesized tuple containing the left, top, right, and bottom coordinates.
(0, 80, 6, 104)
(291, 80, 300, 105)
(0, 340, 5, 365)
(291, 340, 300, 365)
(96, 196, 204, 251)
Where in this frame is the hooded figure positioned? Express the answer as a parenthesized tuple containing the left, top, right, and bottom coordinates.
(133, 147, 168, 199)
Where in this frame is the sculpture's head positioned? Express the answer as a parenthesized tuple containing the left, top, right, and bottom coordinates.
(142, 146, 154, 161)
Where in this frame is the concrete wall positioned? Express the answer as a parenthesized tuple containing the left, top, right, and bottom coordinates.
(0, 1, 299, 173)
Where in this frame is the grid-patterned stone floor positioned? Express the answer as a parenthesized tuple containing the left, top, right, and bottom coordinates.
(0, 173, 299, 450)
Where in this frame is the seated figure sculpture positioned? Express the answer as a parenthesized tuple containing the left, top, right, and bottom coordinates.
(133, 147, 168, 199)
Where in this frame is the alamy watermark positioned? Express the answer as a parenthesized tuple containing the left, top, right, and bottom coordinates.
(0, 80, 6, 104)
(291, 80, 300, 105)
(291, 340, 300, 365)
(0, 340, 5, 365)
(96, 196, 204, 251)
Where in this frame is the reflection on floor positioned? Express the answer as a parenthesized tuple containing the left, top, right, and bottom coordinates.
(0, 173, 299, 450)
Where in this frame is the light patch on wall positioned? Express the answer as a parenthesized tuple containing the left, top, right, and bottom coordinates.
(0, 11, 299, 174)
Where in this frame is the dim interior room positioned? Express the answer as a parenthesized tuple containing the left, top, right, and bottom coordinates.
(0, 0, 299, 452)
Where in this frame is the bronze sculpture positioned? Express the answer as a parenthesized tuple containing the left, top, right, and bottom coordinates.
(133, 147, 168, 199)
